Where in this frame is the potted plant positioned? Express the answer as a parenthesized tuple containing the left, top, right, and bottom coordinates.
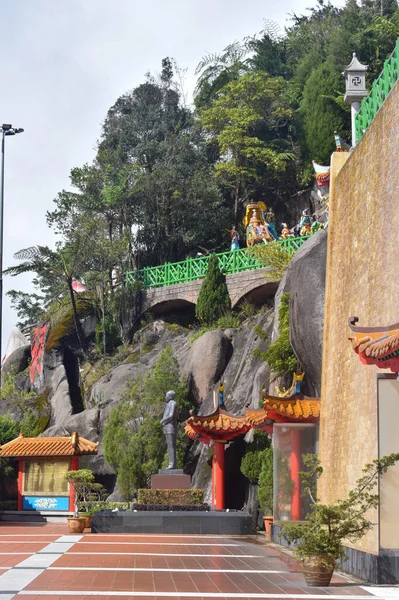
(65, 469, 97, 533)
(257, 447, 273, 540)
(280, 453, 399, 587)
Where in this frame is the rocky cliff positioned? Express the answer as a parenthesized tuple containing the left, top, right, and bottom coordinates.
(5, 229, 327, 506)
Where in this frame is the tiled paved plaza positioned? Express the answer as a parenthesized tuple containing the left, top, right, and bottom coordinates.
(0, 523, 396, 600)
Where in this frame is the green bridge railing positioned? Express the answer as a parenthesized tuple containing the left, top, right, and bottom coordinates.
(355, 38, 399, 144)
(126, 236, 307, 289)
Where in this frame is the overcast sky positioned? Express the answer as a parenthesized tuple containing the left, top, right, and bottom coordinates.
(1, 0, 345, 351)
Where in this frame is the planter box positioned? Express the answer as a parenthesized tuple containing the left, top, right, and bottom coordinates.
(92, 509, 252, 535)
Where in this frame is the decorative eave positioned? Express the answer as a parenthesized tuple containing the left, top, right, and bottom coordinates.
(262, 390, 320, 423)
(0, 432, 99, 458)
(348, 316, 399, 372)
(185, 407, 271, 444)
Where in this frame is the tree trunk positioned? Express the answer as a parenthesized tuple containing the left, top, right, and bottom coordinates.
(67, 280, 87, 359)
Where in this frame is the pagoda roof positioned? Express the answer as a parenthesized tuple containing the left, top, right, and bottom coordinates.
(0, 432, 99, 458)
(185, 407, 271, 443)
(349, 316, 399, 372)
(262, 390, 320, 423)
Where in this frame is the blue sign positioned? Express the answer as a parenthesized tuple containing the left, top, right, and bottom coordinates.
(23, 496, 69, 511)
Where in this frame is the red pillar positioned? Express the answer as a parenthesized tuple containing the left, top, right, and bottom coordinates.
(211, 446, 216, 508)
(214, 442, 225, 510)
(290, 429, 301, 521)
(68, 456, 79, 512)
(17, 460, 23, 511)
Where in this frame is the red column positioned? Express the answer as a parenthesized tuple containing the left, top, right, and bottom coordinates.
(215, 441, 225, 510)
(68, 456, 79, 512)
(17, 460, 23, 511)
(290, 429, 301, 521)
(211, 445, 216, 508)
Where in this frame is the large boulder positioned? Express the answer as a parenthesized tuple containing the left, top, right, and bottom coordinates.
(184, 330, 233, 406)
(3, 329, 29, 362)
(274, 229, 327, 396)
(2, 343, 31, 376)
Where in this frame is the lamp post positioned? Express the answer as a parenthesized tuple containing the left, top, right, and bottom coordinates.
(343, 54, 368, 148)
(0, 124, 24, 375)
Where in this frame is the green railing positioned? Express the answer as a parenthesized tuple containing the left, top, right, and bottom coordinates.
(126, 236, 308, 289)
(355, 38, 399, 144)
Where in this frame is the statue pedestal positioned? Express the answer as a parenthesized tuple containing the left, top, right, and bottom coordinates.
(151, 471, 191, 489)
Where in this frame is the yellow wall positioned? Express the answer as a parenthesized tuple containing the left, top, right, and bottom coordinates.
(319, 81, 399, 555)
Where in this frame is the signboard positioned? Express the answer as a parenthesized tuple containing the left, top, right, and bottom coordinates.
(22, 496, 70, 511)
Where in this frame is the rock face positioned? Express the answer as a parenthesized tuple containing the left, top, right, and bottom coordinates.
(274, 229, 327, 396)
(28, 229, 327, 508)
(2, 343, 31, 377)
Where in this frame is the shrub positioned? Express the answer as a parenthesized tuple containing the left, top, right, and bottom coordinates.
(250, 242, 293, 280)
(0, 500, 18, 510)
(132, 503, 210, 511)
(95, 316, 122, 354)
(257, 447, 274, 515)
(78, 500, 130, 511)
(254, 293, 297, 376)
(137, 488, 204, 505)
(195, 254, 230, 324)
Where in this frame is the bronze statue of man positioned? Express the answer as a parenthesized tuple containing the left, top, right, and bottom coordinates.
(160, 390, 178, 469)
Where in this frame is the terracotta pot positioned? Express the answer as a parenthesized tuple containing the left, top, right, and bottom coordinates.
(67, 517, 86, 534)
(301, 556, 335, 586)
(80, 514, 92, 529)
(263, 516, 273, 541)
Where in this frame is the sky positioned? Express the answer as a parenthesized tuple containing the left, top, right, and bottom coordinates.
(0, 0, 345, 352)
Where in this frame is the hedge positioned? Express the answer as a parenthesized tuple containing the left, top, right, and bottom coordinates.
(0, 500, 18, 510)
(137, 488, 203, 505)
(77, 501, 130, 511)
(132, 503, 209, 511)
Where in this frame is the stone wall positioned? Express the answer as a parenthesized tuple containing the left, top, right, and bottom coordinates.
(319, 81, 399, 556)
(141, 267, 278, 314)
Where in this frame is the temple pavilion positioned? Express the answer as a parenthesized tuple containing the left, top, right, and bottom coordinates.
(0, 433, 98, 511)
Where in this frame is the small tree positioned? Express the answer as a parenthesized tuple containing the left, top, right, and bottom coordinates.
(65, 469, 97, 517)
(257, 447, 274, 515)
(195, 255, 230, 324)
(281, 453, 399, 568)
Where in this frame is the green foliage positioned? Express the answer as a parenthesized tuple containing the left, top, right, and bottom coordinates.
(65, 469, 105, 517)
(137, 488, 203, 505)
(95, 316, 122, 354)
(195, 255, 231, 324)
(281, 453, 399, 567)
(0, 500, 18, 510)
(103, 344, 189, 499)
(46, 298, 92, 351)
(257, 448, 274, 515)
(77, 500, 130, 511)
(255, 293, 297, 376)
(250, 243, 293, 281)
(0, 415, 18, 444)
(240, 430, 271, 484)
(6, 290, 45, 329)
(0, 372, 50, 436)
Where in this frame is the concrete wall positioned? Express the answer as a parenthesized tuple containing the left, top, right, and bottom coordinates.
(319, 81, 399, 556)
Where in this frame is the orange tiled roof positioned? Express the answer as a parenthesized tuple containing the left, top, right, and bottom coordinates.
(0, 432, 99, 458)
(185, 407, 271, 443)
(262, 390, 320, 422)
(349, 316, 399, 372)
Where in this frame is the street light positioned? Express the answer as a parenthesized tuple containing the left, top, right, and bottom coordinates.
(0, 124, 24, 375)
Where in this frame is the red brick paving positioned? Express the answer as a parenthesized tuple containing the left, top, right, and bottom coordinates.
(0, 523, 373, 599)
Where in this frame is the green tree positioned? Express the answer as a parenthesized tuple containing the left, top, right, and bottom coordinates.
(6, 290, 45, 330)
(0, 415, 18, 478)
(257, 447, 274, 515)
(103, 344, 189, 499)
(5, 244, 90, 358)
(199, 71, 295, 222)
(254, 293, 297, 376)
(195, 255, 231, 324)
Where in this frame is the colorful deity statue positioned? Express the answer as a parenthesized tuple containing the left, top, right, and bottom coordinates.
(264, 209, 278, 240)
(311, 214, 324, 233)
(243, 202, 272, 247)
(280, 223, 292, 239)
(299, 209, 312, 236)
(230, 226, 240, 251)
